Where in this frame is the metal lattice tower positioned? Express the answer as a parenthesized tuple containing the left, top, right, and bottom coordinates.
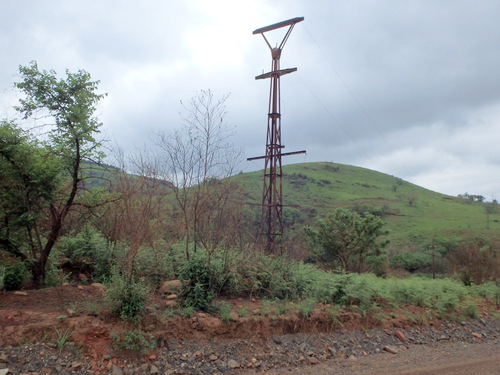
(248, 17, 305, 253)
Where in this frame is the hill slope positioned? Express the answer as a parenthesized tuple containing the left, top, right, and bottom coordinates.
(234, 162, 500, 249)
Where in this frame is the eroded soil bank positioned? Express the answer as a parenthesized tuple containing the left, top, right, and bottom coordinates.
(1, 285, 499, 374)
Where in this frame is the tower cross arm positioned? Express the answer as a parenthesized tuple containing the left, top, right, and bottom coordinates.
(252, 17, 304, 35)
(255, 68, 297, 80)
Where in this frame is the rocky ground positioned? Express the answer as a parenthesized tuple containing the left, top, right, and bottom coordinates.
(1, 285, 499, 374)
(1, 318, 499, 374)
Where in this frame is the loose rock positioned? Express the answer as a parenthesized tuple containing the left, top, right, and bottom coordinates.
(383, 345, 399, 354)
(395, 330, 406, 342)
(159, 280, 182, 294)
(112, 364, 124, 375)
(227, 359, 240, 369)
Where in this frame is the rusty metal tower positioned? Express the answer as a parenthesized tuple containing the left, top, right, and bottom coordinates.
(248, 17, 305, 253)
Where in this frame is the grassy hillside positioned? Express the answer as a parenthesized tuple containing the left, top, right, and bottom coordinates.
(234, 162, 500, 250)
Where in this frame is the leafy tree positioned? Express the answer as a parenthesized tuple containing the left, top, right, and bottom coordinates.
(0, 121, 60, 262)
(0, 61, 106, 286)
(306, 208, 389, 272)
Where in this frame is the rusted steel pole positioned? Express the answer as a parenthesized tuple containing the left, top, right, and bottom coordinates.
(248, 17, 305, 253)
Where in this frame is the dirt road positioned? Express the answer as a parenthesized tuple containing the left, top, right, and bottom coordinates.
(254, 340, 500, 375)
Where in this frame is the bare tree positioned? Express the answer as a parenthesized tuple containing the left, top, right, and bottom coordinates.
(97, 146, 174, 277)
(155, 90, 242, 260)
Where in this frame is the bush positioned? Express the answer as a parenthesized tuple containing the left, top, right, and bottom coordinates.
(178, 254, 214, 310)
(104, 270, 150, 323)
(2, 260, 30, 290)
(111, 329, 155, 354)
(391, 252, 432, 272)
(130, 242, 177, 287)
(56, 226, 111, 281)
(43, 261, 69, 287)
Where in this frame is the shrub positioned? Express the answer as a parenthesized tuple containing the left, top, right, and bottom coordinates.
(464, 302, 479, 319)
(447, 240, 500, 285)
(178, 255, 214, 310)
(2, 260, 30, 290)
(104, 270, 150, 323)
(391, 252, 432, 273)
(111, 329, 155, 354)
(297, 298, 316, 317)
(212, 301, 232, 323)
(56, 226, 111, 281)
(127, 241, 177, 287)
(43, 261, 68, 287)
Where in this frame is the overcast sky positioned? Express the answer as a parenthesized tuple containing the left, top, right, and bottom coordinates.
(2, 0, 500, 200)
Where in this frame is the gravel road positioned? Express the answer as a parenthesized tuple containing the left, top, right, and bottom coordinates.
(1, 318, 499, 374)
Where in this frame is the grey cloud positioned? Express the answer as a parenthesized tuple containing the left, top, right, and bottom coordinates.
(1, 0, 500, 199)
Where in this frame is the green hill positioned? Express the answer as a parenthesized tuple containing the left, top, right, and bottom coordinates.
(234, 162, 500, 250)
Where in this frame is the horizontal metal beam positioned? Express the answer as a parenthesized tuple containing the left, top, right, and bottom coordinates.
(247, 150, 306, 161)
(255, 68, 297, 80)
(245, 202, 301, 208)
(253, 17, 304, 35)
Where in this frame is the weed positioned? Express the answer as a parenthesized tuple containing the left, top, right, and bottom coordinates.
(259, 300, 272, 316)
(104, 270, 150, 324)
(54, 328, 72, 352)
(297, 298, 316, 318)
(274, 299, 290, 315)
(237, 306, 248, 317)
(57, 315, 67, 322)
(160, 306, 177, 321)
(178, 305, 196, 318)
(215, 301, 232, 323)
(325, 305, 343, 326)
(111, 329, 154, 354)
(82, 297, 101, 316)
(463, 302, 479, 319)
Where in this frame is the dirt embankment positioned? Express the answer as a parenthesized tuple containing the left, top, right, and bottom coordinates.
(1, 285, 499, 374)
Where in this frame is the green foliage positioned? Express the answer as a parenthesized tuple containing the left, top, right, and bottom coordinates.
(391, 252, 432, 272)
(1, 259, 30, 290)
(274, 299, 290, 315)
(177, 251, 234, 311)
(0, 121, 60, 259)
(104, 270, 150, 324)
(306, 208, 388, 272)
(212, 301, 232, 323)
(111, 329, 155, 354)
(1, 61, 107, 286)
(54, 328, 72, 352)
(469, 282, 500, 305)
(42, 261, 69, 288)
(233, 162, 500, 251)
(15, 61, 106, 164)
(259, 300, 272, 316)
(237, 306, 248, 317)
(464, 302, 479, 319)
(178, 255, 214, 311)
(129, 242, 177, 287)
(340, 274, 378, 308)
(296, 298, 316, 317)
(56, 226, 111, 281)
